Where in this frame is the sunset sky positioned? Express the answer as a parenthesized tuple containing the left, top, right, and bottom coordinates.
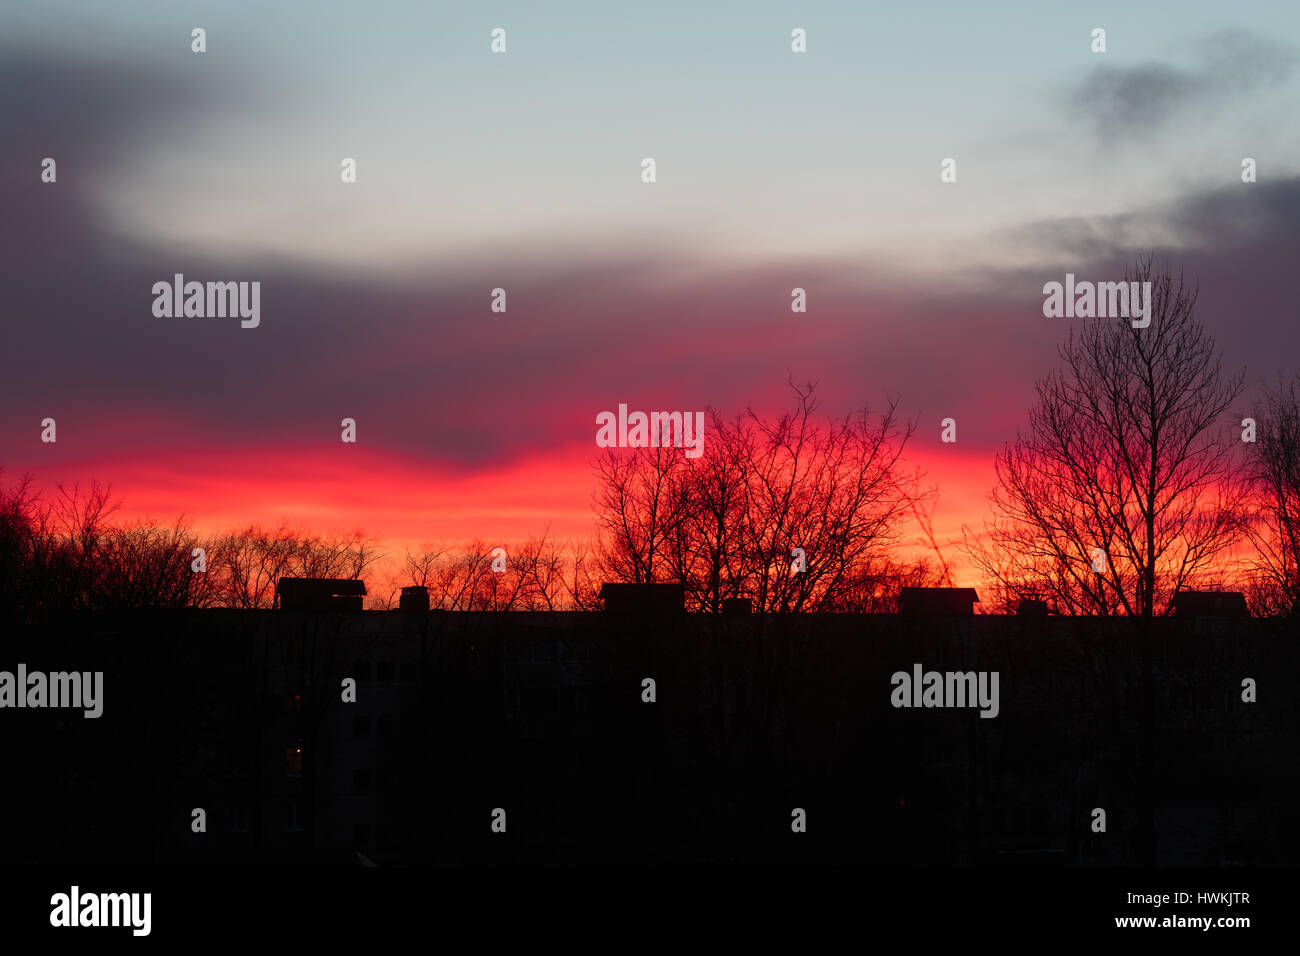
(3, 2, 1299, 584)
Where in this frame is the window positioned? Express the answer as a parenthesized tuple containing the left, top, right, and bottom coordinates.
(286, 802, 302, 832)
(353, 769, 371, 793)
(376, 661, 394, 681)
(352, 715, 371, 738)
(286, 746, 302, 775)
(354, 661, 371, 681)
(227, 806, 248, 833)
(400, 661, 418, 683)
(353, 823, 371, 846)
(376, 715, 393, 739)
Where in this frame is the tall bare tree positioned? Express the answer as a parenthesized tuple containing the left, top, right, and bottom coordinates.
(592, 445, 691, 588)
(971, 256, 1248, 616)
(969, 255, 1248, 867)
(1244, 375, 1300, 615)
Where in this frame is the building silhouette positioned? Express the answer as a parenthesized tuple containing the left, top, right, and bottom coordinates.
(3, 583, 1296, 867)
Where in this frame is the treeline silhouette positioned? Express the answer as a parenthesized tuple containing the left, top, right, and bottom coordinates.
(2, 260, 1297, 620)
(0, 470, 939, 620)
(0, 476, 381, 620)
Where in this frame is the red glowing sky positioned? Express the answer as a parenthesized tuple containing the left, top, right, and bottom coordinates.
(10, 434, 999, 585)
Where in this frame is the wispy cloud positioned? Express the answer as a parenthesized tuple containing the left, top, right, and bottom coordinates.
(1065, 29, 1296, 140)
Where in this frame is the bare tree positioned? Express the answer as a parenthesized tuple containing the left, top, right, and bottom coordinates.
(909, 483, 953, 587)
(0, 472, 42, 621)
(1244, 375, 1300, 615)
(211, 524, 383, 609)
(969, 255, 1248, 868)
(592, 382, 918, 612)
(510, 528, 572, 610)
(96, 519, 216, 609)
(400, 530, 595, 611)
(561, 538, 604, 610)
(592, 445, 690, 587)
(0, 475, 396, 613)
(49, 481, 120, 611)
(738, 383, 915, 612)
(971, 256, 1248, 617)
(823, 554, 946, 613)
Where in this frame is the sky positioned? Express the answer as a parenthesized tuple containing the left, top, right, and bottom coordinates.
(2, 1, 1299, 582)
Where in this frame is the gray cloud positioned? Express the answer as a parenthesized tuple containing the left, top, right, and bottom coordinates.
(993, 174, 1300, 405)
(1065, 29, 1296, 139)
(3, 44, 1297, 479)
(1200, 28, 1298, 91)
(0, 45, 253, 279)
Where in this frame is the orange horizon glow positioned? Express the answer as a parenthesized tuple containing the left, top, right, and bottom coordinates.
(9, 435, 1264, 603)
(8, 440, 1002, 588)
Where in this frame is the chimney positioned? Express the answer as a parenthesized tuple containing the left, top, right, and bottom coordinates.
(899, 587, 980, 616)
(722, 597, 753, 615)
(400, 586, 430, 613)
(1171, 590, 1249, 617)
(275, 577, 366, 612)
(598, 583, 685, 615)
